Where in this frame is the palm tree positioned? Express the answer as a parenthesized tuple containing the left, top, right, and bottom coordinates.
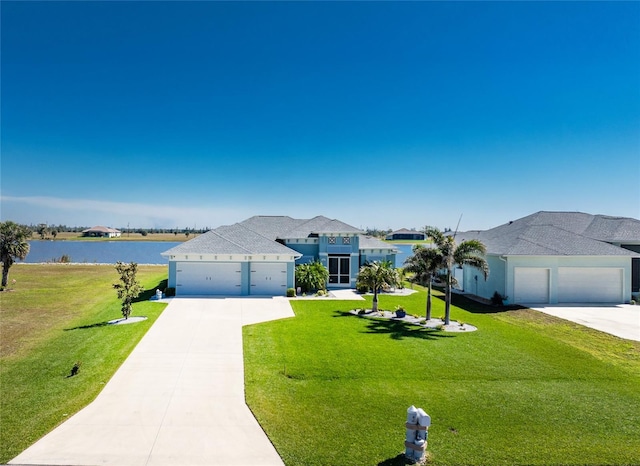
(1, 221, 31, 289)
(295, 261, 329, 293)
(424, 226, 489, 325)
(404, 245, 442, 321)
(356, 260, 399, 313)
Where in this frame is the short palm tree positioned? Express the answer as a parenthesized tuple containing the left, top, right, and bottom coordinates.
(295, 261, 329, 293)
(0, 221, 31, 289)
(424, 226, 489, 325)
(356, 261, 399, 313)
(404, 244, 442, 321)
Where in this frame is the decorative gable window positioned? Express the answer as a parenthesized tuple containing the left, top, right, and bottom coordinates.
(328, 236, 336, 244)
(342, 236, 351, 245)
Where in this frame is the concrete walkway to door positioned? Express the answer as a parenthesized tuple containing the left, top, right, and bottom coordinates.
(10, 298, 294, 466)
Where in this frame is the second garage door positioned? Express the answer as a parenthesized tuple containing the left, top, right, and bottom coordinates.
(514, 268, 550, 304)
(558, 267, 623, 303)
(250, 263, 287, 296)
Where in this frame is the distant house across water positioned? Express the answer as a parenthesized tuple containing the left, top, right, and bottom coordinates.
(386, 228, 425, 241)
(81, 226, 122, 238)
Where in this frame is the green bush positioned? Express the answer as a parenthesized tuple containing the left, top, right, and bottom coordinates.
(356, 284, 369, 294)
(286, 288, 296, 297)
(491, 291, 507, 306)
(295, 261, 329, 293)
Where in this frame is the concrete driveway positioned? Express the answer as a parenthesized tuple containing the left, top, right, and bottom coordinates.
(10, 298, 294, 466)
(530, 304, 640, 342)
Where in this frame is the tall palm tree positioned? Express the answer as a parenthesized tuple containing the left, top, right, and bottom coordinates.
(404, 245, 442, 321)
(424, 226, 489, 325)
(356, 261, 398, 313)
(1, 221, 31, 289)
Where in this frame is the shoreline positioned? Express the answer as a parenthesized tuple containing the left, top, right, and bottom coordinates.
(15, 262, 167, 266)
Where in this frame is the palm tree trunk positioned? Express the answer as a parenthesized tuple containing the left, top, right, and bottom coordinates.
(426, 281, 432, 321)
(372, 290, 378, 313)
(444, 271, 451, 325)
(1, 260, 10, 288)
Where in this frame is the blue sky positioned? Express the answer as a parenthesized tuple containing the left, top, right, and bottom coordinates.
(2, 1, 639, 232)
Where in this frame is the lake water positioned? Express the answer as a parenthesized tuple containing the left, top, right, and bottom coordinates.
(394, 244, 415, 267)
(22, 241, 181, 264)
(22, 240, 415, 267)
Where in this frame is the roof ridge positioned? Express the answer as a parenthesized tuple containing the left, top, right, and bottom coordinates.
(210, 226, 254, 254)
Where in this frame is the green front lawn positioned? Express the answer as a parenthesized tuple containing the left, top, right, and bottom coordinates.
(0, 264, 168, 463)
(244, 287, 640, 465)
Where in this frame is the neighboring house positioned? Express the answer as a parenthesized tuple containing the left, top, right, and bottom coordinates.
(386, 228, 426, 241)
(81, 226, 121, 238)
(455, 212, 640, 305)
(162, 215, 399, 296)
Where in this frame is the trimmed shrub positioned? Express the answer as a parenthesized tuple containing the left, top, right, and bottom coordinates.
(286, 288, 296, 297)
(491, 291, 507, 306)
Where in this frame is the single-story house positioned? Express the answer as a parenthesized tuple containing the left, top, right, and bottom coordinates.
(455, 211, 640, 305)
(386, 228, 426, 241)
(81, 226, 121, 238)
(161, 215, 398, 296)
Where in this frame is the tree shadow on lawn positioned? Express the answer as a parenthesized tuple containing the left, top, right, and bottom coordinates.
(377, 453, 412, 465)
(65, 279, 168, 331)
(132, 279, 168, 303)
(334, 311, 453, 341)
(64, 321, 110, 331)
(431, 287, 525, 315)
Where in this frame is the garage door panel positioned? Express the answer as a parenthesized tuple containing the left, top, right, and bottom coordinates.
(176, 262, 242, 296)
(558, 268, 622, 303)
(514, 268, 549, 304)
(250, 263, 287, 296)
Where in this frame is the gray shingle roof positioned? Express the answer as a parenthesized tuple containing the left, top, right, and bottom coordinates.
(163, 215, 362, 257)
(359, 235, 399, 252)
(162, 223, 301, 257)
(389, 228, 423, 235)
(457, 211, 640, 257)
(240, 215, 362, 239)
(237, 216, 301, 240)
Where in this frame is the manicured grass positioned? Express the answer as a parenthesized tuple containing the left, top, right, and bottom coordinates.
(0, 264, 168, 463)
(243, 287, 640, 465)
(384, 239, 432, 244)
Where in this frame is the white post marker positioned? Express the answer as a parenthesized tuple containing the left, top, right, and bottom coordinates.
(405, 405, 430, 462)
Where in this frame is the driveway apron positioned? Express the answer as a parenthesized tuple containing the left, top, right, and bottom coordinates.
(530, 304, 640, 341)
(10, 298, 294, 466)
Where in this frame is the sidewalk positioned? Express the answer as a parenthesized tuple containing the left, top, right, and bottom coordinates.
(10, 298, 293, 466)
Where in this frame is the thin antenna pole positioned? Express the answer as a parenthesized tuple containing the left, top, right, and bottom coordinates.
(453, 214, 463, 239)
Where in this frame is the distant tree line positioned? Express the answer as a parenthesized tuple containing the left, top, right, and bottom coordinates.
(17, 223, 211, 239)
(364, 228, 392, 238)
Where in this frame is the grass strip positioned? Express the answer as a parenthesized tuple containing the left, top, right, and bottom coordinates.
(0, 264, 168, 463)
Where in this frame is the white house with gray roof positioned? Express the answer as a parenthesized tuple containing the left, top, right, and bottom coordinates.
(162, 215, 398, 296)
(456, 211, 640, 305)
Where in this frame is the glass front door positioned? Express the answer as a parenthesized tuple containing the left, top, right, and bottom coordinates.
(329, 255, 350, 285)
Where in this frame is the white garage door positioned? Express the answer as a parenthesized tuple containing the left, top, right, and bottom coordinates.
(176, 262, 242, 296)
(558, 268, 623, 303)
(514, 268, 550, 304)
(250, 262, 287, 296)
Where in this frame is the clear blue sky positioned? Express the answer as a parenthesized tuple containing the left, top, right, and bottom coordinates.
(2, 1, 639, 231)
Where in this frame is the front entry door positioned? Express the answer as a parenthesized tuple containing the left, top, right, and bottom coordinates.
(329, 255, 350, 286)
